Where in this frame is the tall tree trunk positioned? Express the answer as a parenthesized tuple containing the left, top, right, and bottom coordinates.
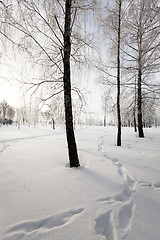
(104, 115, 106, 127)
(133, 108, 137, 132)
(134, 77, 137, 132)
(52, 118, 55, 130)
(63, 0, 80, 167)
(137, 23, 144, 138)
(117, 0, 122, 146)
(137, 67, 144, 137)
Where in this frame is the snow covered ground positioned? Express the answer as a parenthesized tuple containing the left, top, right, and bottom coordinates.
(0, 124, 160, 240)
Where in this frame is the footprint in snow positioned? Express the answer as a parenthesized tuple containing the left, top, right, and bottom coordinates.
(95, 210, 116, 240)
(138, 181, 160, 189)
(138, 181, 152, 188)
(97, 184, 135, 204)
(6, 208, 84, 234)
(2, 232, 26, 240)
(0, 143, 10, 153)
(112, 158, 118, 163)
(118, 202, 136, 230)
(94, 203, 136, 240)
(154, 182, 160, 188)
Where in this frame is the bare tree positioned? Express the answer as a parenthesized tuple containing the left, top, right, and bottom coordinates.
(1, 0, 96, 167)
(98, 0, 159, 138)
(98, 0, 125, 145)
(116, 0, 122, 146)
(7, 105, 15, 120)
(121, 0, 160, 137)
(63, 0, 79, 167)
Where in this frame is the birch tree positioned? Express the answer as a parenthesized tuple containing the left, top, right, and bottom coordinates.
(122, 0, 160, 137)
(116, 0, 122, 146)
(1, 0, 96, 167)
(99, 0, 125, 145)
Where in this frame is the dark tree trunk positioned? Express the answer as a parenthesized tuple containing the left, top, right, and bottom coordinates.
(52, 118, 55, 130)
(134, 77, 137, 132)
(133, 109, 137, 132)
(104, 115, 106, 127)
(117, 0, 122, 146)
(63, 0, 80, 167)
(137, 69, 144, 137)
(137, 25, 144, 138)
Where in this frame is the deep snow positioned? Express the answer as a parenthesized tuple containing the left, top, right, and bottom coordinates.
(0, 125, 160, 240)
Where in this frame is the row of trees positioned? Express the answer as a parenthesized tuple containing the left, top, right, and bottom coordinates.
(99, 0, 160, 145)
(102, 90, 159, 129)
(0, 0, 159, 167)
(1, 95, 158, 129)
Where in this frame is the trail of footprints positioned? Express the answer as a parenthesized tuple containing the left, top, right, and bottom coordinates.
(96, 138, 137, 240)
(95, 161, 136, 239)
(96, 136, 160, 240)
(0, 142, 10, 153)
(2, 136, 160, 240)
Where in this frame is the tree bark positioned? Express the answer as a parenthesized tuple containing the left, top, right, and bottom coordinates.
(52, 118, 55, 130)
(63, 0, 80, 167)
(137, 21, 144, 138)
(104, 115, 106, 127)
(133, 109, 137, 132)
(117, 0, 122, 146)
(137, 67, 144, 137)
(134, 77, 137, 132)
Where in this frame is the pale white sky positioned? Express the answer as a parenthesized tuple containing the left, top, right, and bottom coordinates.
(0, 55, 24, 108)
(0, 80, 23, 108)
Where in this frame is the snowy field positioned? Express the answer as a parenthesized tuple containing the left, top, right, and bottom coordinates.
(0, 124, 160, 240)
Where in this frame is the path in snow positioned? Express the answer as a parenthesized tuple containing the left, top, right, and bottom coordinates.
(0, 142, 10, 153)
(95, 134, 160, 240)
(0, 132, 55, 154)
(95, 135, 137, 240)
(1, 126, 160, 240)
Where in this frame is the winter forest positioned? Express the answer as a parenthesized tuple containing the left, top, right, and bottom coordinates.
(0, 1, 160, 240)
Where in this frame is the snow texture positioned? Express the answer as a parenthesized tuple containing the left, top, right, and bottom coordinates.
(0, 125, 160, 240)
